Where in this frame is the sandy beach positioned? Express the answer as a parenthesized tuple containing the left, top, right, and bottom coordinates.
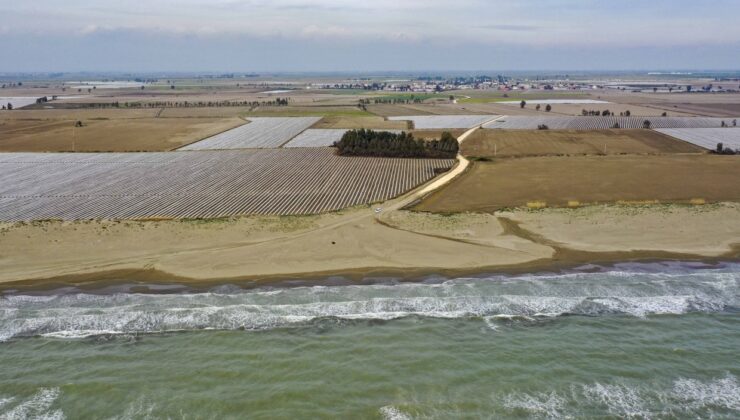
(1, 202, 738, 288)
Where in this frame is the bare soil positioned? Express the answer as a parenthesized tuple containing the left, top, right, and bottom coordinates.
(311, 116, 409, 130)
(461, 129, 704, 158)
(0, 116, 246, 152)
(413, 155, 740, 212)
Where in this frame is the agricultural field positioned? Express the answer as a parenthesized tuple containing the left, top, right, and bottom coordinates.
(311, 115, 409, 130)
(0, 149, 454, 221)
(497, 99, 609, 105)
(388, 115, 498, 129)
(483, 116, 736, 130)
(409, 129, 466, 140)
(0, 116, 246, 152)
(461, 129, 703, 158)
(413, 155, 740, 213)
(282, 129, 347, 147)
(284, 129, 404, 148)
(649, 102, 740, 118)
(0, 107, 161, 120)
(515, 103, 696, 117)
(657, 128, 740, 150)
(0, 97, 44, 109)
(179, 117, 320, 150)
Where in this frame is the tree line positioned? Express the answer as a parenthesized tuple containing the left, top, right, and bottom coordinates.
(37, 99, 292, 110)
(334, 129, 458, 159)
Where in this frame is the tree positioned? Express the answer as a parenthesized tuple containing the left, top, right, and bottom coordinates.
(520, 100, 526, 109)
(643, 120, 652, 129)
(625, 110, 631, 117)
(733, 119, 737, 127)
(536, 104, 541, 111)
(653, 87, 658, 93)
(612, 123, 620, 129)
(662, 112, 667, 117)
(334, 129, 457, 159)
(545, 104, 552, 112)
(717, 143, 724, 154)
(7, 103, 12, 110)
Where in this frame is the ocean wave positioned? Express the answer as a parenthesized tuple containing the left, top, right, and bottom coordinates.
(1, 266, 737, 341)
(379, 405, 413, 420)
(0, 388, 64, 420)
(499, 375, 740, 419)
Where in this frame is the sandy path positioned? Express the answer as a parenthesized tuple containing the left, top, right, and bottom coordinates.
(382, 115, 504, 212)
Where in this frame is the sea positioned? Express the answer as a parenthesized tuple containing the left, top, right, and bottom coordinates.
(1, 261, 738, 419)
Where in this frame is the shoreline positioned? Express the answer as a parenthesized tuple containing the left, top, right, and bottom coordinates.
(2, 248, 738, 294)
(2, 203, 739, 293)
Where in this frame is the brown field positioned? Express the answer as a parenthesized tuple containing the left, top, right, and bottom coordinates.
(311, 115, 409, 129)
(0, 108, 161, 120)
(157, 106, 254, 118)
(409, 129, 466, 140)
(461, 129, 704, 158)
(413, 155, 740, 213)
(366, 104, 436, 117)
(0, 116, 245, 152)
(646, 102, 740, 117)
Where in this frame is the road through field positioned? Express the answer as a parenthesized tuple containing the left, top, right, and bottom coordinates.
(1, 116, 543, 284)
(380, 115, 504, 212)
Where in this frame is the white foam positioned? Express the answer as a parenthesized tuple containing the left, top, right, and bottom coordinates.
(673, 375, 740, 412)
(0, 388, 64, 420)
(1, 266, 737, 341)
(503, 391, 567, 419)
(581, 383, 650, 419)
(379, 405, 412, 420)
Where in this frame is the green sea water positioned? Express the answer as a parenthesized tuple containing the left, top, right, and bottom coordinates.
(1, 262, 738, 419)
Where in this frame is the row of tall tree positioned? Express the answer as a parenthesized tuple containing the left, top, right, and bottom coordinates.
(334, 129, 458, 159)
(43, 99, 291, 109)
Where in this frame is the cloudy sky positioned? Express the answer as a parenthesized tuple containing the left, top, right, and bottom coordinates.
(1, 0, 739, 72)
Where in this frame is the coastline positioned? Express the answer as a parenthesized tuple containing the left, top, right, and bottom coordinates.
(1, 203, 739, 292)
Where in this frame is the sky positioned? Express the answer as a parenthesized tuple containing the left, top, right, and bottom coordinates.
(0, 0, 739, 72)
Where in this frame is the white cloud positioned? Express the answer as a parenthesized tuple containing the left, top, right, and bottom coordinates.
(0, 0, 738, 48)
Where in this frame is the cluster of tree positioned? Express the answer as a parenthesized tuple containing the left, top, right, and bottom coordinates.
(416, 75, 493, 88)
(715, 143, 739, 155)
(53, 98, 291, 109)
(534, 104, 552, 112)
(334, 129, 458, 159)
(582, 109, 616, 116)
(537, 124, 549, 130)
(720, 120, 738, 127)
(371, 97, 425, 104)
(1, 82, 22, 88)
(3, 103, 12, 110)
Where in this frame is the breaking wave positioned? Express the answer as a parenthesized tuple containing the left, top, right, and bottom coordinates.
(499, 374, 740, 419)
(0, 388, 64, 420)
(1, 263, 738, 341)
